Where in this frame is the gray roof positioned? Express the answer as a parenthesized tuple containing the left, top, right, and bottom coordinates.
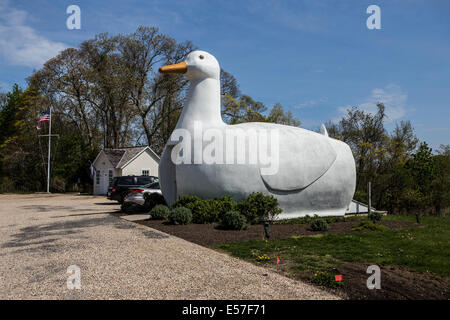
(103, 149, 126, 167)
(116, 146, 147, 168)
(102, 146, 148, 168)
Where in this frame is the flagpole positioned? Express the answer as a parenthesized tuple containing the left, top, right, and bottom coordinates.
(47, 106, 52, 193)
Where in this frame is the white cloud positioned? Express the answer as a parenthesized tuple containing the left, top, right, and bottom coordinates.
(296, 97, 327, 108)
(0, 1, 67, 68)
(339, 84, 407, 122)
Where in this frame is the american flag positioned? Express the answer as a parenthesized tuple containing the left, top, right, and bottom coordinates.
(36, 109, 50, 130)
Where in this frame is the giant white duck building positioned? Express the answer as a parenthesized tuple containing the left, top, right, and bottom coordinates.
(158, 50, 356, 218)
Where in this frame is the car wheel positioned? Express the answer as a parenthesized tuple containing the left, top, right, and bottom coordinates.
(121, 202, 132, 214)
(119, 193, 127, 204)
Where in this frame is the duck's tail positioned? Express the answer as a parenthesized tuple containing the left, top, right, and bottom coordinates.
(320, 123, 329, 137)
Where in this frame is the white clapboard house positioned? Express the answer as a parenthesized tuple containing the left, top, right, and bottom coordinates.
(92, 146, 160, 195)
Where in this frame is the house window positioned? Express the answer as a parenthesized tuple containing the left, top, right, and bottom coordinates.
(96, 170, 100, 185)
(142, 169, 150, 176)
(108, 170, 113, 186)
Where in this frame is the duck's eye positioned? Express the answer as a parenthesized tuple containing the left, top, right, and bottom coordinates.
(199, 55, 204, 60)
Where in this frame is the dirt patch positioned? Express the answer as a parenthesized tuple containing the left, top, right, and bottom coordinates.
(135, 219, 416, 246)
(264, 261, 450, 300)
(333, 262, 450, 300)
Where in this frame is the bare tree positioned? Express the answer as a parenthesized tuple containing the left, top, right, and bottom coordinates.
(29, 26, 197, 153)
(119, 27, 194, 151)
(29, 48, 101, 151)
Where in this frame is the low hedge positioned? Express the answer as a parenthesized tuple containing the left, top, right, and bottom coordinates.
(238, 192, 282, 224)
(172, 195, 201, 208)
(310, 219, 329, 231)
(172, 192, 282, 225)
(150, 204, 170, 220)
(169, 207, 192, 225)
(220, 211, 249, 230)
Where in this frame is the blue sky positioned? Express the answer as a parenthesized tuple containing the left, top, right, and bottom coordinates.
(0, 0, 449, 150)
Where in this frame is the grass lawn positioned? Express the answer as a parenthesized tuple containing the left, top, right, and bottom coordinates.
(213, 215, 450, 278)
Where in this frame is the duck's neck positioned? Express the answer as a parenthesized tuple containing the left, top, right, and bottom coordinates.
(176, 78, 224, 132)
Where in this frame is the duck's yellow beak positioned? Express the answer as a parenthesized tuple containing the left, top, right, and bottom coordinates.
(159, 61, 187, 74)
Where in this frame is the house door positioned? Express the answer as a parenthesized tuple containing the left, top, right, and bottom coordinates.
(100, 170, 109, 194)
(94, 169, 101, 195)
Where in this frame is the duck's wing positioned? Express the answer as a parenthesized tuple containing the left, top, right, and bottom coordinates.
(257, 125, 337, 191)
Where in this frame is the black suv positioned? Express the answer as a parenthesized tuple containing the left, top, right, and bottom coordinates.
(107, 175, 158, 203)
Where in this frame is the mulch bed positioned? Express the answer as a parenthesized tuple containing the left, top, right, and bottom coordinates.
(135, 219, 416, 246)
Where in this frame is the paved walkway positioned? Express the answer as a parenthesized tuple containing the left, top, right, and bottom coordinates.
(0, 194, 339, 299)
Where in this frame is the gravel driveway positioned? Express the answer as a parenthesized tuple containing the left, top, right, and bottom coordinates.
(0, 194, 339, 300)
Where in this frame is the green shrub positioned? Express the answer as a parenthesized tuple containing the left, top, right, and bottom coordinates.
(311, 271, 343, 289)
(200, 196, 239, 223)
(172, 195, 202, 208)
(187, 199, 217, 224)
(173, 195, 238, 224)
(323, 216, 346, 224)
(173, 195, 215, 223)
(292, 214, 314, 224)
(310, 219, 329, 231)
(168, 207, 192, 225)
(150, 204, 170, 220)
(274, 215, 312, 225)
(352, 221, 388, 232)
(214, 195, 238, 220)
(170, 193, 284, 225)
(144, 192, 167, 211)
(368, 211, 382, 223)
(275, 215, 346, 225)
(238, 192, 282, 224)
(220, 211, 249, 230)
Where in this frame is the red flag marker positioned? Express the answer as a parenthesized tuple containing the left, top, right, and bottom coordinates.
(276, 257, 280, 264)
(335, 275, 343, 282)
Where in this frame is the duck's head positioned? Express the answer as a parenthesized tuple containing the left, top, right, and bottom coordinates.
(159, 50, 220, 81)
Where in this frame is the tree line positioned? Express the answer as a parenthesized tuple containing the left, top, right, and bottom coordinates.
(0, 26, 448, 215)
(326, 104, 449, 215)
(0, 26, 298, 193)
